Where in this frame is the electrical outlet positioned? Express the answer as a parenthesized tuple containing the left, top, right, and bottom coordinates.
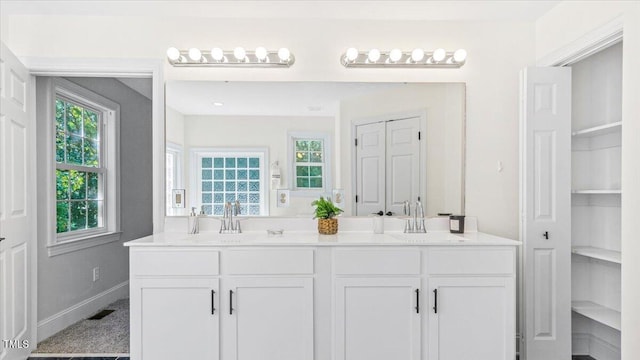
(92, 267, 100, 282)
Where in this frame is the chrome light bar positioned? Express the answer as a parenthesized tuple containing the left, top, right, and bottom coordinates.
(166, 47, 295, 68)
(340, 48, 467, 68)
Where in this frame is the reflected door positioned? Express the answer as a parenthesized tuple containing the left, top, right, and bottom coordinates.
(355, 117, 421, 216)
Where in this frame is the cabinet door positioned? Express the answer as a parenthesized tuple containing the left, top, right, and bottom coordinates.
(131, 278, 219, 360)
(335, 277, 421, 360)
(428, 277, 515, 360)
(222, 277, 314, 360)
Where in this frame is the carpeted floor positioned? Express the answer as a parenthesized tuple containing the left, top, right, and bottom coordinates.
(33, 298, 129, 354)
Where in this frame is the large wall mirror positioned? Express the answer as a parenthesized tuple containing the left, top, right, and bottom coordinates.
(165, 81, 465, 217)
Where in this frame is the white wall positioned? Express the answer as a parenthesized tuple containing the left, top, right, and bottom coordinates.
(165, 106, 185, 146)
(535, 2, 640, 359)
(339, 83, 464, 216)
(0, 15, 535, 239)
(182, 114, 335, 216)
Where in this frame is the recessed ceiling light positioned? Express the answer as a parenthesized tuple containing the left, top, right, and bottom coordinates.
(212, 102, 224, 107)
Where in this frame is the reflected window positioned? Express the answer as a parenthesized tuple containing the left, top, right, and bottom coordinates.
(192, 149, 267, 216)
(288, 132, 332, 195)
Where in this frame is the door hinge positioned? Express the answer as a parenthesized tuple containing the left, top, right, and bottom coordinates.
(418, 131, 421, 140)
(354, 138, 358, 146)
(355, 195, 359, 203)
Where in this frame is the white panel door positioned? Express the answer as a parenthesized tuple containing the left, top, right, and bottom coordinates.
(386, 117, 421, 215)
(0, 42, 33, 360)
(428, 277, 515, 360)
(335, 277, 421, 360)
(134, 278, 219, 360)
(355, 122, 385, 215)
(520, 67, 572, 360)
(223, 277, 314, 360)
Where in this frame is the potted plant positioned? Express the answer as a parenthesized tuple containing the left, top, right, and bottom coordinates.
(312, 196, 343, 235)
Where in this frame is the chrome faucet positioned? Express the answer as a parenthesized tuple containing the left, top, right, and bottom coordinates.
(220, 201, 242, 234)
(403, 200, 426, 233)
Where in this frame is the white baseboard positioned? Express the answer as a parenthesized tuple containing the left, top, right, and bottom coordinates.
(37, 280, 129, 342)
(572, 332, 621, 360)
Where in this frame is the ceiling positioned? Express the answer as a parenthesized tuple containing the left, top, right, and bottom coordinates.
(1, 1, 561, 21)
(166, 81, 407, 116)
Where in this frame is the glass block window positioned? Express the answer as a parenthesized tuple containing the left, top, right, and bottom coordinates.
(294, 139, 324, 190)
(55, 97, 105, 234)
(197, 150, 266, 216)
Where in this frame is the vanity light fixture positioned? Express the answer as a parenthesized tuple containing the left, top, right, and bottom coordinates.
(166, 46, 295, 67)
(340, 47, 467, 68)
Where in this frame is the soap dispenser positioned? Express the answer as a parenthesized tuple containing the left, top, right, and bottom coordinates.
(188, 207, 199, 234)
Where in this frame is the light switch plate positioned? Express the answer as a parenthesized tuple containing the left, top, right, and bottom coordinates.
(332, 189, 345, 205)
(277, 189, 290, 207)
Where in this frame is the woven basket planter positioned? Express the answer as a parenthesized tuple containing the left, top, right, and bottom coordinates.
(317, 218, 338, 235)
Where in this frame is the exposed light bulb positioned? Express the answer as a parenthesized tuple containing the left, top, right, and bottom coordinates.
(234, 47, 246, 61)
(166, 47, 181, 61)
(188, 48, 202, 61)
(411, 48, 425, 62)
(210, 47, 224, 61)
(453, 49, 467, 63)
(278, 47, 291, 62)
(432, 48, 446, 62)
(212, 102, 224, 107)
(255, 47, 268, 61)
(345, 48, 359, 62)
(389, 49, 402, 63)
(367, 48, 381, 63)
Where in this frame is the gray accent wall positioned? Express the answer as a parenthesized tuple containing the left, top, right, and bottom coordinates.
(36, 77, 153, 322)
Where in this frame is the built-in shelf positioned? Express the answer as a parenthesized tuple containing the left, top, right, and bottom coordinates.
(572, 189, 621, 195)
(572, 246, 621, 264)
(572, 301, 621, 331)
(572, 121, 622, 138)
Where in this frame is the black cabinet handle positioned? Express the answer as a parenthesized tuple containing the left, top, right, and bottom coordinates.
(386, 211, 393, 216)
(375, 211, 384, 216)
(229, 290, 234, 315)
(211, 290, 216, 315)
(433, 289, 438, 313)
(415, 289, 420, 313)
(543, 231, 549, 240)
(0, 237, 5, 242)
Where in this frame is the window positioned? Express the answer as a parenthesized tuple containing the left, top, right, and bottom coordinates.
(288, 132, 332, 195)
(55, 97, 104, 234)
(192, 149, 268, 216)
(50, 78, 120, 251)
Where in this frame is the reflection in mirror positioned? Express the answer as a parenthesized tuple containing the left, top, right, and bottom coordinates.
(165, 82, 465, 217)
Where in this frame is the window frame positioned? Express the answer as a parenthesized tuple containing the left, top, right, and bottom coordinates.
(190, 147, 270, 216)
(287, 132, 332, 197)
(47, 78, 121, 256)
(166, 142, 184, 215)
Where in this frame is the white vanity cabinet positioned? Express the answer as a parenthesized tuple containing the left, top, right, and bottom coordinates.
(221, 249, 315, 360)
(334, 249, 422, 360)
(426, 248, 516, 360)
(127, 235, 518, 360)
(129, 249, 221, 360)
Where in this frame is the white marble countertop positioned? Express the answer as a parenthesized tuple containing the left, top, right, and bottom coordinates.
(124, 230, 520, 247)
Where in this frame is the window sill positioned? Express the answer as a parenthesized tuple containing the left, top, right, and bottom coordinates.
(47, 231, 122, 257)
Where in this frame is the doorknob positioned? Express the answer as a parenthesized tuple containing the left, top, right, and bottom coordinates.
(375, 211, 384, 216)
(385, 211, 393, 216)
(543, 231, 549, 240)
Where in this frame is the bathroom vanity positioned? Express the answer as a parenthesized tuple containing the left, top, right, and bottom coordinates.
(126, 218, 519, 360)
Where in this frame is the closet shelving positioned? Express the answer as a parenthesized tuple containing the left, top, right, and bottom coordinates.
(571, 246, 621, 264)
(570, 42, 622, 359)
(571, 301, 621, 331)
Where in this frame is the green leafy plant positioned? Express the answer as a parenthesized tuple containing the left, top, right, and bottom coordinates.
(311, 196, 343, 219)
